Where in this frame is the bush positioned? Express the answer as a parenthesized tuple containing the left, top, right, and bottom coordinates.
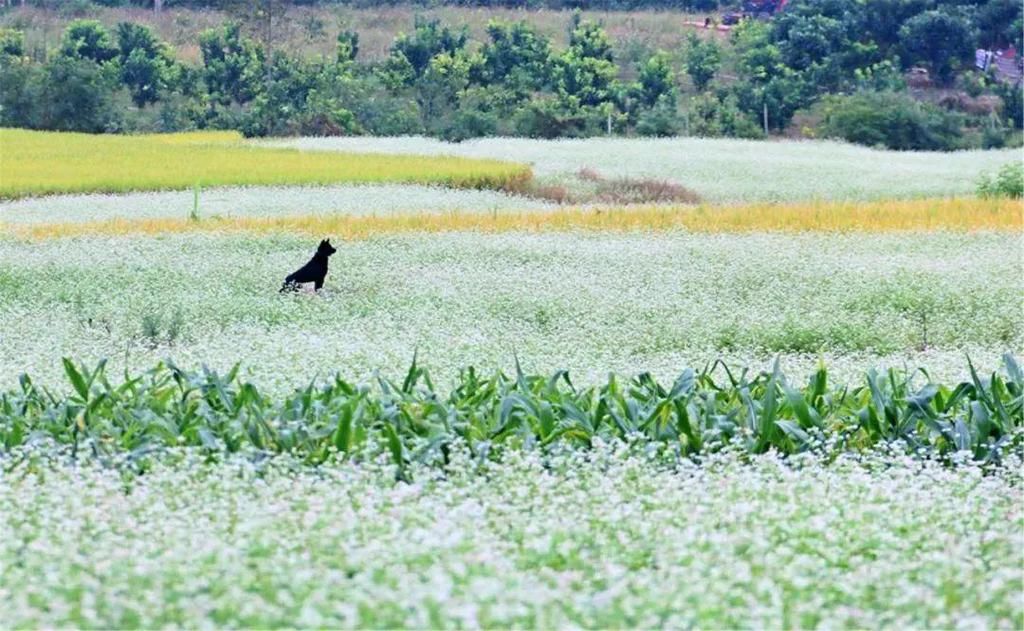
(635, 95, 680, 137)
(977, 162, 1024, 199)
(685, 93, 764, 139)
(36, 56, 125, 133)
(820, 91, 963, 151)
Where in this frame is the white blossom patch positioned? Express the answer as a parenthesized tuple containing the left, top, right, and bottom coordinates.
(0, 446, 1020, 628)
(258, 136, 1019, 203)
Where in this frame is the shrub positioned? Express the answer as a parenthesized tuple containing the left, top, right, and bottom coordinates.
(820, 91, 963, 151)
(635, 95, 680, 137)
(977, 162, 1024, 199)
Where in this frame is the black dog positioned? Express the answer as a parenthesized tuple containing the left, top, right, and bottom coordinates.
(280, 238, 337, 293)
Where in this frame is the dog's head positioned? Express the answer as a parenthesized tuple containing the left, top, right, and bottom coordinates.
(317, 238, 337, 257)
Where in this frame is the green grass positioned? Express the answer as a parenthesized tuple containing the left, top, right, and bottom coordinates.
(0, 129, 531, 199)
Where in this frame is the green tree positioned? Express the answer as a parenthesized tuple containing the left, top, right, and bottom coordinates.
(686, 92, 764, 139)
(116, 22, 175, 106)
(898, 10, 975, 83)
(683, 32, 721, 91)
(389, 16, 468, 82)
(415, 51, 471, 126)
(0, 28, 25, 58)
(59, 20, 118, 64)
(37, 55, 124, 132)
(567, 12, 613, 62)
(633, 53, 676, 110)
(337, 30, 358, 64)
(198, 22, 264, 106)
(476, 20, 552, 94)
(556, 17, 619, 108)
(0, 57, 42, 129)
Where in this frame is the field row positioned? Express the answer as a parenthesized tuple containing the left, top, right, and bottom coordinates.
(8, 352, 1021, 466)
(1, 448, 1020, 628)
(262, 135, 1021, 203)
(0, 231, 1019, 392)
(2, 129, 1019, 203)
(5, 198, 1019, 239)
(0, 130, 529, 199)
(0, 183, 555, 225)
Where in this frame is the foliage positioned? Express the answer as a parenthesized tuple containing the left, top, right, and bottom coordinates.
(635, 95, 680, 136)
(0, 27, 25, 58)
(898, 9, 976, 83)
(820, 90, 964, 151)
(632, 53, 676, 110)
(58, 19, 118, 64)
(388, 16, 467, 83)
(686, 92, 763, 138)
(683, 32, 720, 91)
(2, 355, 1021, 467)
(336, 29, 358, 63)
(475, 20, 552, 95)
(34, 56, 125, 133)
(198, 21, 264, 106)
(977, 161, 1024, 199)
(1, 3, 1019, 143)
(116, 22, 176, 107)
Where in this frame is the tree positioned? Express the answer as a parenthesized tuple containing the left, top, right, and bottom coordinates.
(556, 17, 619, 108)
(899, 10, 975, 83)
(476, 20, 552, 94)
(0, 28, 25, 58)
(0, 56, 42, 129)
(37, 56, 123, 132)
(217, 0, 290, 94)
(116, 22, 175, 106)
(683, 32, 720, 91)
(633, 53, 676, 110)
(198, 22, 263, 106)
(567, 13, 613, 62)
(59, 20, 118, 64)
(337, 30, 358, 64)
(389, 17, 468, 82)
(415, 51, 471, 126)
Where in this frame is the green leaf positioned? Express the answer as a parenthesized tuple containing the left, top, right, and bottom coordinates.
(62, 358, 89, 401)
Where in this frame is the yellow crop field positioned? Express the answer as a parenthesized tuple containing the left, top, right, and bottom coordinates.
(0, 129, 530, 198)
(9, 197, 1020, 240)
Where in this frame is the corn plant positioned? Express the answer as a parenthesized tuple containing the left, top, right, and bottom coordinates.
(2, 355, 1020, 471)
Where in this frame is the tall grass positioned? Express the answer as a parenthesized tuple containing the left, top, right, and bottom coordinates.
(11, 197, 1020, 240)
(0, 129, 531, 199)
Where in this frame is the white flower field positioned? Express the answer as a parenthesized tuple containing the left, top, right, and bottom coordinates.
(0, 134, 1021, 629)
(0, 230, 1019, 392)
(1, 446, 1020, 628)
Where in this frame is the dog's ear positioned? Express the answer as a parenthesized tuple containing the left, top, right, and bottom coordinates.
(325, 238, 331, 244)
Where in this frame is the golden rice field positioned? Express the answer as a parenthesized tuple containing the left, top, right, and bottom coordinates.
(0, 129, 530, 198)
(7, 197, 1020, 240)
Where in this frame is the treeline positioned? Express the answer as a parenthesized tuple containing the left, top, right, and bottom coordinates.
(7, 1, 769, 10)
(1, 0, 1021, 148)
